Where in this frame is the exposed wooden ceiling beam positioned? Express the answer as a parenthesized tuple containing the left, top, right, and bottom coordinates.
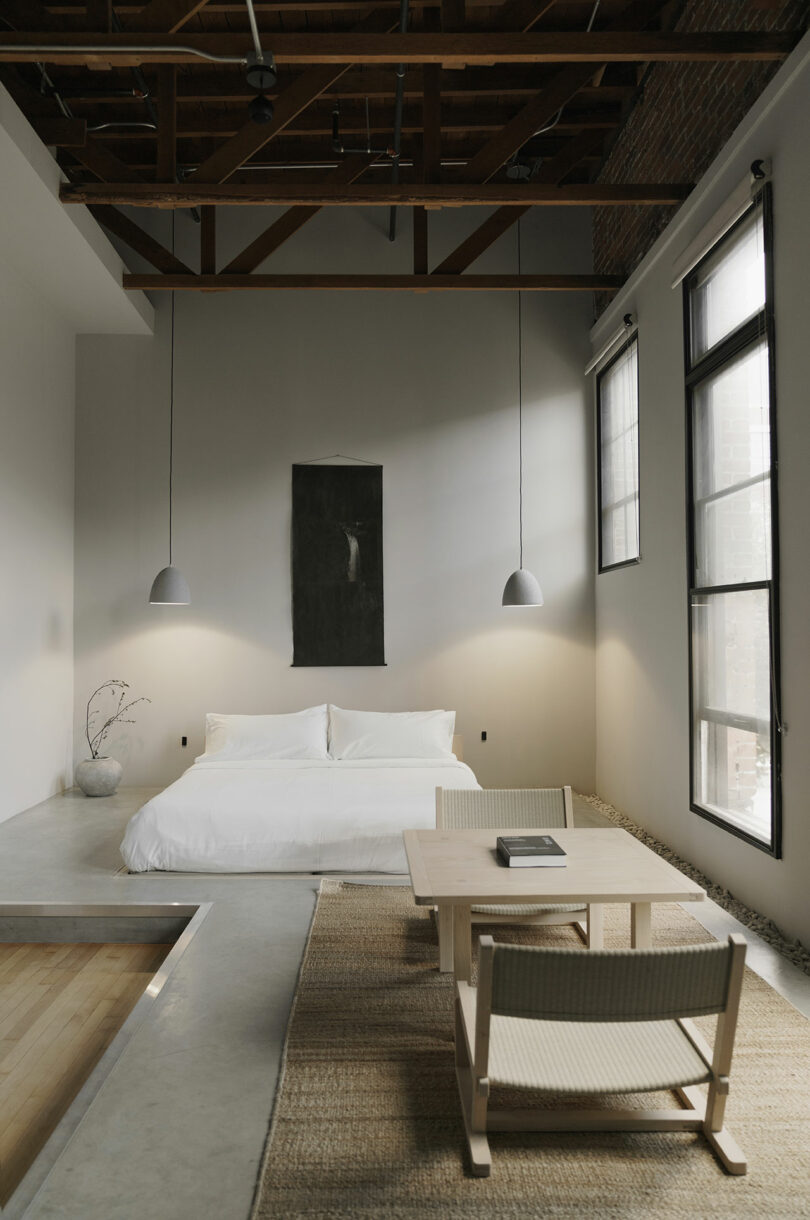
(123, 0, 213, 34)
(81, 104, 622, 140)
(44, 0, 556, 11)
(44, 70, 636, 104)
(0, 31, 795, 67)
(458, 63, 595, 182)
(61, 181, 692, 205)
(433, 127, 605, 274)
(155, 63, 176, 181)
(190, 65, 350, 182)
(89, 204, 194, 271)
(221, 153, 376, 273)
(69, 140, 144, 182)
(32, 116, 88, 146)
(493, 0, 556, 34)
(121, 272, 625, 290)
(190, 9, 396, 183)
(200, 205, 216, 272)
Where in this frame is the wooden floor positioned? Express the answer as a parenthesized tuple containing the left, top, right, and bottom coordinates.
(0, 941, 171, 1204)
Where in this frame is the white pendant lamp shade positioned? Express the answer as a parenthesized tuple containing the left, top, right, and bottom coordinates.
(149, 217, 190, 606)
(503, 218, 543, 609)
(502, 567, 544, 607)
(149, 564, 191, 605)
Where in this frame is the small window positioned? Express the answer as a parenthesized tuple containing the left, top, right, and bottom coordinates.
(685, 187, 780, 855)
(597, 336, 640, 571)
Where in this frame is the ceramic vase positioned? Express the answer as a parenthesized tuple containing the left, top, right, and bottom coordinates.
(75, 757, 123, 797)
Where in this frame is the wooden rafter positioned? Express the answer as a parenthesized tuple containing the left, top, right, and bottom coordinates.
(69, 140, 144, 182)
(221, 153, 376, 273)
(123, 0, 212, 34)
(0, 32, 796, 67)
(52, 69, 637, 104)
(433, 128, 605, 274)
(155, 63, 176, 181)
(88, 205, 194, 272)
(494, 0, 556, 34)
(62, 182, 692, 206)
(122, 272, 624, 291)
(200, 206, 216, 273)
(190, 9, 396, 184)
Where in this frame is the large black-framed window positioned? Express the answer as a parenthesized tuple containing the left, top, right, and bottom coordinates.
(597, 335, 640, 572)
(684, 184, 781, 856)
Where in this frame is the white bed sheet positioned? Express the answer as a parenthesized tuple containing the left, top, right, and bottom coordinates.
(120, 757, 479, 873)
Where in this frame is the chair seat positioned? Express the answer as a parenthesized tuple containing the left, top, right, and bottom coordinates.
(488, 1014, 712, 1094)
(471, 903, 585, 917)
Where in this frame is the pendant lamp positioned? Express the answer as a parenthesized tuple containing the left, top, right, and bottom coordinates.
(149, 213, 191, 605)
(502, 218, 543, 607)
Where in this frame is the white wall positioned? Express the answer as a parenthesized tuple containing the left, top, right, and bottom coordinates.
(74, 205, 596, 790)
(0, 263, 75, 822)
(591, 35, 810, 945)
(0, 86, 150, 826)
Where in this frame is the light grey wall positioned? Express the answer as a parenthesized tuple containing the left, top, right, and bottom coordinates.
(74, 205, 596, 790)
(591, 36, 810, 945)
(0, 262, 75, 823)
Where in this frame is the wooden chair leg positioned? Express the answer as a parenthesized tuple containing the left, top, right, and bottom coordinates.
(454, 995, 492, 1176)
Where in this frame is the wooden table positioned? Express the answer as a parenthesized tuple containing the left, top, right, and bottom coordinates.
(403, 827, 706, 980)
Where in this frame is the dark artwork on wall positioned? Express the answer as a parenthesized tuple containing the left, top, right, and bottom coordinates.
(292, 463, 385, 667)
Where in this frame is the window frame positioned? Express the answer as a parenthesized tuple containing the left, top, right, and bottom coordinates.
(596, 333, 641, 574)
(683, 184, 782, 857)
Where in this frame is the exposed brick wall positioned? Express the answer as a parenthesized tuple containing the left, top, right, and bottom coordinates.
(592, 0, 809, 313)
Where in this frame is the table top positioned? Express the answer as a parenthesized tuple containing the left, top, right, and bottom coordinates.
(403, 827, 706, 907)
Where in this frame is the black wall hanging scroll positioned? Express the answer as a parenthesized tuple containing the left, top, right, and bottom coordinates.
(291, 462, 385, 667)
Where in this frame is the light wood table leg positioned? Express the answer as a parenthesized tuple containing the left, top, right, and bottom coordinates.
(631, 902, 652, 948)
(438, 904, 454, 973)
(453, 905, 472, 984)
(586, 903, 604, 949)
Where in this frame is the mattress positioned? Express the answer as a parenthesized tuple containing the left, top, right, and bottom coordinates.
(120, 756, 479, 873)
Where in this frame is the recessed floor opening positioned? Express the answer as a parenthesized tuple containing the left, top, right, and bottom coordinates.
(0, 903, 206, 1215)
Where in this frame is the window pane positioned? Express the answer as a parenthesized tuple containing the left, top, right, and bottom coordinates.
(599, 340, 639, 568)
(691, 590, 772, 842)
(692, 340, 771, 585)
(690, 208, 765, 362)
(695, 478, 771, 587)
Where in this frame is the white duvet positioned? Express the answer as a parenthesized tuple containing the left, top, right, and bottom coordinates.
(120, 757, 479, 873)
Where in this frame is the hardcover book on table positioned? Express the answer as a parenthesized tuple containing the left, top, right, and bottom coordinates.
(496, 834, 567, 867)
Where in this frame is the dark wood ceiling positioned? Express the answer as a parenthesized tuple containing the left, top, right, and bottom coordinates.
(0, 0, 802, 290)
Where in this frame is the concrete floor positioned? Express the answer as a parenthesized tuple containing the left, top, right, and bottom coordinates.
(1, 787, 808, 1220)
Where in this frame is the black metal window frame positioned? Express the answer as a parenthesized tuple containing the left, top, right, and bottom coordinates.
(683, 183, 781, 857)
(596, 333, 641, 574)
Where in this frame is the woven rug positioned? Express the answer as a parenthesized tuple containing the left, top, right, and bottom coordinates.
(252, 882, 810, 1220)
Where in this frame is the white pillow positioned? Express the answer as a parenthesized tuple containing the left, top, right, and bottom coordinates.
(328, 706, 455, 760)
(197, 707, 329, 762)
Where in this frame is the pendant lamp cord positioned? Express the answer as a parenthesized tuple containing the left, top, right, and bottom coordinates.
(517, 218, 523, 569)
(169, 211, 175, 566)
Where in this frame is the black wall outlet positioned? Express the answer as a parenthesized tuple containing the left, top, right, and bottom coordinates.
(181, 736, 188, 747)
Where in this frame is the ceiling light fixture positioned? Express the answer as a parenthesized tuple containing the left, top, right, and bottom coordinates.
(502, 217, 544, 608)
(149, 212, 191, 606)
(244, 0, 276, 125)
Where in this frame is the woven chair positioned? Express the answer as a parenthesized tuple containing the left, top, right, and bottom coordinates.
(455, 932, 748, 1177)
(434, 787, 600, 972)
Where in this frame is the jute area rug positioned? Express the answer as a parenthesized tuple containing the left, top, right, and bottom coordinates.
(252, 882, 810, 1220)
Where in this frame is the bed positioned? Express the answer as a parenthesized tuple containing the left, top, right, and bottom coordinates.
(120, 705, 479, 873)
